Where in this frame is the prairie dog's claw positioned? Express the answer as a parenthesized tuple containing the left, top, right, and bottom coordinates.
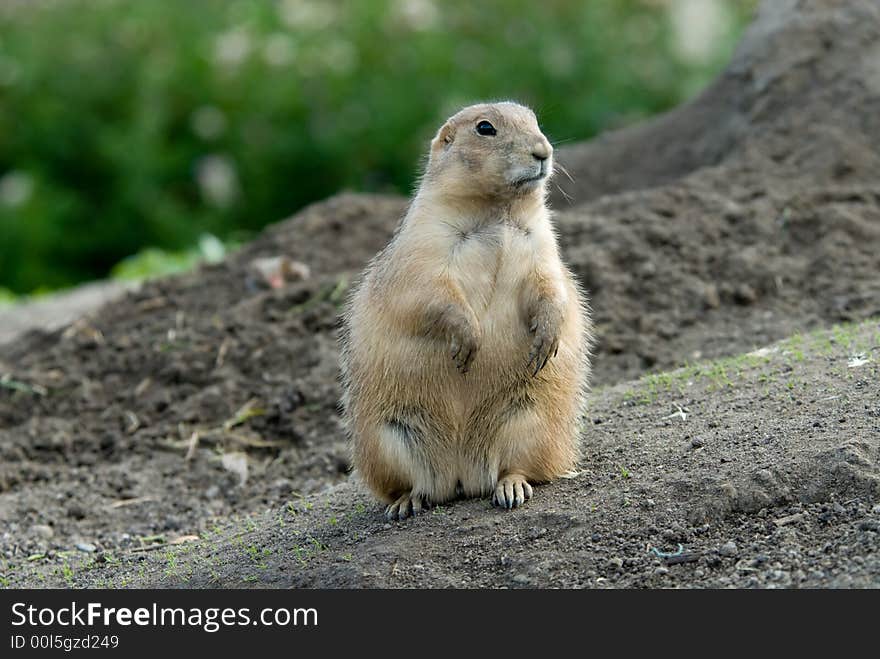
(528, 335, 558, 376)
(527, 302, 562, 376)
(450, 333, 478, 373)
(386, 492, 430, 521)
(492, 475, 533, 509)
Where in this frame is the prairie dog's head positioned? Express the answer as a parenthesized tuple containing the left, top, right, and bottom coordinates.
(425, 101, 553, 200)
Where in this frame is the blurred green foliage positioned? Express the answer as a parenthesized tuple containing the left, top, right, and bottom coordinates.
(110, 233, 229, 281)
(0, 0, 754, 294)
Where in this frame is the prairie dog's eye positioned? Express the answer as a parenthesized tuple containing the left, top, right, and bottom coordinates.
(475, 120, 497, 136)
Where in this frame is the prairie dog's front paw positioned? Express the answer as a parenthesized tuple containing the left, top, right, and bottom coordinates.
(492, 474, 533, 509)
(423, 299, 481, 373)
(450, 329, 480, 373)
(447, 313, 481, 374)
(527, 300, 562, 376)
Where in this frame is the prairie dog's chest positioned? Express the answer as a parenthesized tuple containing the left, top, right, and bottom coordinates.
(449, 223, 535, 313)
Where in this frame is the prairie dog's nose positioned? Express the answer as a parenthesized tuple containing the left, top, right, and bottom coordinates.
(531, 138, 552, 162)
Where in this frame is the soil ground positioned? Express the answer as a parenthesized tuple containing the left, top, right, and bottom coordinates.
(1, 0, 878, 588)
(0, 281, 134, 346)
(4, 319, 879, 588)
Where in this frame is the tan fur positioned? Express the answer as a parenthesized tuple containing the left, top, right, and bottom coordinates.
(339, 101, 593, 519)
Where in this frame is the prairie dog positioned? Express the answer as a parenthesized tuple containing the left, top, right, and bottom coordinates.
(340, 101, 592, 520)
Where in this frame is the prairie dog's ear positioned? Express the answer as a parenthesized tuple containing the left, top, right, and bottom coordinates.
(430, 120, 455, 153)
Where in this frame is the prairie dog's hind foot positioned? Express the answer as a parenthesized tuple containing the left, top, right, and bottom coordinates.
(385, 491, 431, 521)
(492, 474, 533, 509)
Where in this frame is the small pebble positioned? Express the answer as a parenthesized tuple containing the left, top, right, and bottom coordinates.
(769, 570, 789, 582)
(75, 542, 97, 553)
(32, 525, 54, 540)
(719, 541, 738, 557)
(608, 557, 624, 570)
(271, 478, 293, 492)
(691, 437, 704, 449)
(733, 283, 757, 305)
(512, 573, 530, 585)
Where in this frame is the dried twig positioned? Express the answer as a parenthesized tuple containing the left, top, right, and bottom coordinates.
(184, 430, 200, 462)
(215, 337, 232, 368)
(109, 496, 155, 509)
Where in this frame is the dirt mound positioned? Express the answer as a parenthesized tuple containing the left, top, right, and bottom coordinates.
(551, 0, 880, 206)
(550, 0, 880, 383)
(1, 194, 407, 553)
(1, 0, 880, 587)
